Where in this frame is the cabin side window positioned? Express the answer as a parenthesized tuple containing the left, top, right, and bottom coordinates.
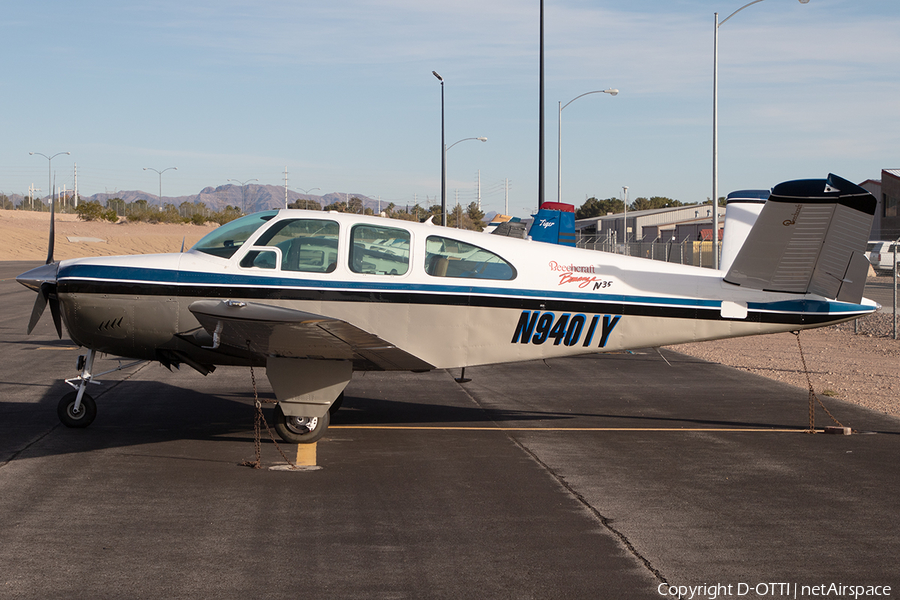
(424, 236, 517, 280)
(349, 224, 410, 276)
(239, 219, 339, 272)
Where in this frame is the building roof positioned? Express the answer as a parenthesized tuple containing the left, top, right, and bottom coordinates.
(883, 169, 900, 180)
(575, 204, 722, 231)
(575, 203, 712, 224)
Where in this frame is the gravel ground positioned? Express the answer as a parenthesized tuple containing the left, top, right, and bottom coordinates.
(668, 309, 900, 420)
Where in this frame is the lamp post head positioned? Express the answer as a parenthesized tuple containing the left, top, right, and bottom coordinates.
(799, 0, 809, 3)
(30, 151, 70, 158)
(432, 71, 443, 82)
(606, 89, 619, 96)
(477, 137, 487, 142)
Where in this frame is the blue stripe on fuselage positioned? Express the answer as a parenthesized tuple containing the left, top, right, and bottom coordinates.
(57, 263, 870, 316)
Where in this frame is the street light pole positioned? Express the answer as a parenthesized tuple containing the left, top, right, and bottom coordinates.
(443, 137, 488, 227)
(539, 0, 545, 211)
(714, 0, 810, 269)
(29, 151, 70, 264)
(432, 71, 447, 225)
(623, 186, 629, 255)
(557, 89, 618, 204)
(227, 178, 258, 213)
(143, 166, 177, 206)
(296, 187, 320, 210)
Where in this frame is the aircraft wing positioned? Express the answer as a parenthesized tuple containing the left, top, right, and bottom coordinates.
(723, 174, 876, 304)
(188, 300, 435, 371)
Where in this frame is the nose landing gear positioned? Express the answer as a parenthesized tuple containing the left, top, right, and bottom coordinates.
(59, 349, 99, 428)
(58, 349, 145, 428)
(58, 391, 97, 428)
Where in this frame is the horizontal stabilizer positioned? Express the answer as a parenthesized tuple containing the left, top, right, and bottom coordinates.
(723, 174, 875, 303)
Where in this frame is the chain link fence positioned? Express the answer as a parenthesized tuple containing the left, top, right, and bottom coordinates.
(576, 234, 722, 268)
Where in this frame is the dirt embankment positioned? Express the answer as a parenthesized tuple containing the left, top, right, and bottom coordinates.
(0, 210, 217, 260)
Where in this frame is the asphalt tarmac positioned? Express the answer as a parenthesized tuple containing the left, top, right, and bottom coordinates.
(2, 261, 899, 600)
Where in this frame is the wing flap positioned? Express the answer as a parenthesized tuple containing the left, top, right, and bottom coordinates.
(724, 174, 876, 303)
(188, 300, 434, 371)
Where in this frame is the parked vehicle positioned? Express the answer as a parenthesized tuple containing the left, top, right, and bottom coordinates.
(866, 240, 884, 261)
(868, 241, 899, 274)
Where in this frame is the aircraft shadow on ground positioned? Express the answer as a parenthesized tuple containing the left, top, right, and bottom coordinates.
(5, 349, 897, 463)
(462, 352, 900, 435)
(1, 378, 607, 461)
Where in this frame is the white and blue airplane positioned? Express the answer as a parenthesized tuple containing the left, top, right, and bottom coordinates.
(18, 173, 877, 443)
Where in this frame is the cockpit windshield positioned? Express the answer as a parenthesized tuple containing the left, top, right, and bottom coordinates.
(192, 211, 278, 259)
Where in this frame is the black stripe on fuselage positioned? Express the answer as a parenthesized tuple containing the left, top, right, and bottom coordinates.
(57, 279, 855, 326)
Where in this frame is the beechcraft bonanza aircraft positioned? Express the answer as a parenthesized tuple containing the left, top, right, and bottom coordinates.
(18, 174, 877, 443)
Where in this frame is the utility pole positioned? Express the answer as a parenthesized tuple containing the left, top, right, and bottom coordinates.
(74, 164, 78, 207)
(29, 185, 41, 211)
(505, 178, 509, 215)
(283, 167, 289, 209)
(477, 170, 482, 211)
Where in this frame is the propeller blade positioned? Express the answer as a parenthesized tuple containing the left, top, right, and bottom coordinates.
(47, 289, 62, 338)
(26, 290, 48, 335)
(47, 194, 55, 264)
(19, 263, 61, 336)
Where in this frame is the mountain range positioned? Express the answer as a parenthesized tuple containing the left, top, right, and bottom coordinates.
(85, 184, 380, 214)
(8, 184, 394, 214)
(5, 184, 501, 220)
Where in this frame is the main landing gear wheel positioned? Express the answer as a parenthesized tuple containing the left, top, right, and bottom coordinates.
(57, 391, 97, 428)
(273, 404, 330, 444)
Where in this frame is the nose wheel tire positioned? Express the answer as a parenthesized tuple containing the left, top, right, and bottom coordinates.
(58, 391, 97, 428)
(273, 404, 330, 444)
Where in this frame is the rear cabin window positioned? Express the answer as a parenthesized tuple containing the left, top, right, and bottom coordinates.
(425, 236, 516, 280)
(193, 211, 277, 259)
(239, 218, 339, 272)
(349, 224, 410, 276)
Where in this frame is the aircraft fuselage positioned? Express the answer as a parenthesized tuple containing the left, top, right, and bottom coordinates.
(46, 209, 873, 372)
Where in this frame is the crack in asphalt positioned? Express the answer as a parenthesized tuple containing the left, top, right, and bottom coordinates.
(452, 369, 671, 589)
(0, 360, 151, 469)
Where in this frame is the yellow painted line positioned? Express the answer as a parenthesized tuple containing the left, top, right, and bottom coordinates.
(36, 346, 79, 350)
(295, 442, 317, 466)
(331, 426, 816, 433)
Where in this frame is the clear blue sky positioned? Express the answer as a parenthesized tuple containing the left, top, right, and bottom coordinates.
(2, 0, 898, 216)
